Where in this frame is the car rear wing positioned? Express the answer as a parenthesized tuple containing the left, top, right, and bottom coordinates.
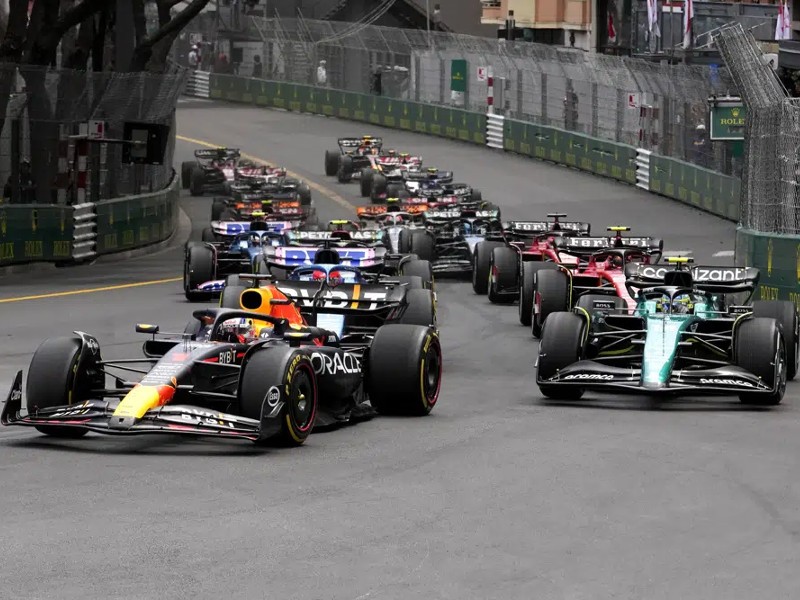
(285, 230, 385, 243)
(503, 221, 592, 236)
(424, 208, 500, 221)
(195, 148, 240, 160)
(556, 236, 663, 254)
(339, 137, 383, 149)
(405, 171, 454, 182)
(625, 263, 760, 294)
(274, 281, 400, 315)
(356, 205, 428, 220)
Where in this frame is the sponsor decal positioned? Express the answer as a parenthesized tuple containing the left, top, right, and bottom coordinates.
(49, 405, 90, 418)
(310, 352, 360, 376)
(693, 267, 749, 282)
(86, 337, 100, 355)
(563, 373, 614, 380)
(10, 388, 21, 404)
(218, 349, 236, 364)
(277, 286, 387, 310)
(266, 386, 281, 407)
(699, 378, 755, 387)
(180, 407, 236, 428)
(427, 210, 460, 219)
(566, 237, 609, 248)
(474, 210, 499, 218)
(592, 300, 615, 310)
(510, 221, 548, 231)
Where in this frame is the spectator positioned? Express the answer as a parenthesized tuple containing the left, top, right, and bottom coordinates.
(3, 160, 35, 204)
(316, 60, 328, 87)
(370, 68, 382, 96)
(692, 123, 710, 168)
(214, 53, 230, 74)
(188, 45, 199, 70)
(252, 55, 263, 78)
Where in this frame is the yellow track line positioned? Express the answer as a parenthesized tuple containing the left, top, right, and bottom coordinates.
(0, 277, 182, 304)
(176, 134, 356, 212)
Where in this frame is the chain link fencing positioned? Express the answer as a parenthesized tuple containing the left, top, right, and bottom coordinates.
(715, 23, 793, 234)
(189, 15, 739, 175)
(0, 63, 187, 205)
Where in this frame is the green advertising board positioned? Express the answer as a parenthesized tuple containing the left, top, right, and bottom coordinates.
(736, 227, 800, 306)
(0, 204, 73, 266)
(709, 97, 746, 141)
(450, 59, 467, 93)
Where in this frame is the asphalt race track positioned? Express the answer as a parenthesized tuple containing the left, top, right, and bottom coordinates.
(2, 99, 799, 599)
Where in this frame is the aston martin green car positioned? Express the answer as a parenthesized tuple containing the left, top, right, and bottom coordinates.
(536, 258, 798, 405)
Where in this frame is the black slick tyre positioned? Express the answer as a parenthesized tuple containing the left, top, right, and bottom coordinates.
(26, 337, 100, 437)
(181, 161, 195, 189)
(753, 300, 799, 380)
(298, 183, 312, 205)
(488, 246, 518, 304)
(470, 189, 483, 203)
(472, 241, 502, 295)
(211, 198, 227, 221)
(536, 312, 586, 400)
(324, 150, 339, 176)
(532, 269, 570, 338)
(395, 275, 424, 290)
(201, 227, 216, 242)
(397, 228, 414, 253)
(397, 289, 436, 327)
(240, 349, 318, 445)
(370, 173, 388, 202)
(400, 259, 433, 289)
(184, 245, 215, 301)
(360, 170, 375, 197)
(189, 166, 204, 196)
(366, 325, 442, 416)
(735, 317, 787, 406)
(409, 230, 435, 262)
(220, 275, 249, 309)
(337, 155, 353, 183)
(519, 262, 559, 326)
(385, 183, 404, 198)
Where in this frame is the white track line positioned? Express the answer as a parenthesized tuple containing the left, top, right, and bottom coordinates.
(713, 250, 735, 257)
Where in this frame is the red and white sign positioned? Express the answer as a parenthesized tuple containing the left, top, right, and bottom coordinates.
(88, 120, 107, 139)
(628, 93, 640, 109)
(477, 66, 487, 82)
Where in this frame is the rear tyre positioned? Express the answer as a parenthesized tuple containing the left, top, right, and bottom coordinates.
(297, 183, 312, 205)
(395, 275, 424, 290)
(397, 228, 414, 253)
(220, 275, 249, 309)
(366, 325, 441, 416)
(184, 245, 215, 301)
(370, 173, 388, 202)
(735, 317, 787, 405)
(488, 246, 518, 304)
(337, 155, 353, 183)
(324, 150, 339, 176)
(397, 289, 436, 327)
(181, 161, 195, 189)
(409, 230, 435, 262)
(472, 241, 502, 295)
(519, 262, 559, 326)
(219, 208, 238, 221)
(211, 198, 227, 221)
(360, 169, 375, 197)
(753, 300, 798, 380)
(470, 189, 483, 203)
(26, 337, 101, 437)
(189, 166, 204, 196)
(201, 227, 216, 242)
(532, 269, 570, 338)
(537, 312, 586, 400)
(385, 183, 404, 198)
(400, 259, 433, 289)
(240, 349, 318, 446)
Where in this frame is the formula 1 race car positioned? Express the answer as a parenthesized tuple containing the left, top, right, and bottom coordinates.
(184, 227, 289, 300)
(2, 298, 442, 444)
(535, 258, 798, 406)
(527, 228, 664, 336)
(356, 201, 429, 253)
(227, 172, 313, 206)
(472, 213, 591, 300)
(182, 148, 241, 196)
(324, 136, 385, 183)
(373, 167, 483, 206)
(360, 151, 423, 199)
(219, 254, 437, 355)
(250, 223, 434, 287)
(210, 192, 316, 228)
(398, 207, 503, 275)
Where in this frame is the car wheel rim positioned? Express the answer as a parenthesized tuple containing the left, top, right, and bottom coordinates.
(290, 364, 316, 432)
(423, 339, 442, 406)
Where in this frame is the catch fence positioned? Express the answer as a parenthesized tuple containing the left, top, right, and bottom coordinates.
(715, 24, 796, 234)
(0, 63, 187, 205)
(190, 15, 738, 175)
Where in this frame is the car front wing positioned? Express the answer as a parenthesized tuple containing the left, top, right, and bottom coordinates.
(1, 371, 284, 442)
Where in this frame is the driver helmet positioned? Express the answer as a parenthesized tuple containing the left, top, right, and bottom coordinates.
(671, 293, 694, 315)
(219, 318, 256, 343)
(387, 149, 396, 156)
(399, 152, 410, 161)
(248, 232, 263, 246)
(426, 167, 439, 175)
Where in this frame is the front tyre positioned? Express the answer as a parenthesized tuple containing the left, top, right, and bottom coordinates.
(536, 312, 586, 400)
(472, 241, 502, 295)
(735, 317, 787, 406)
(240, 349, 318, 446)
(26, 337, 102, 437)
(753, 300, 798, 380)
(366, 325, 442, 416)
(532, 269, 570, 338)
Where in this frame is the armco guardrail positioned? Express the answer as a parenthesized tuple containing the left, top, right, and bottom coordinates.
(196, 72, 797, 303)
(0, 171, 180, 268)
